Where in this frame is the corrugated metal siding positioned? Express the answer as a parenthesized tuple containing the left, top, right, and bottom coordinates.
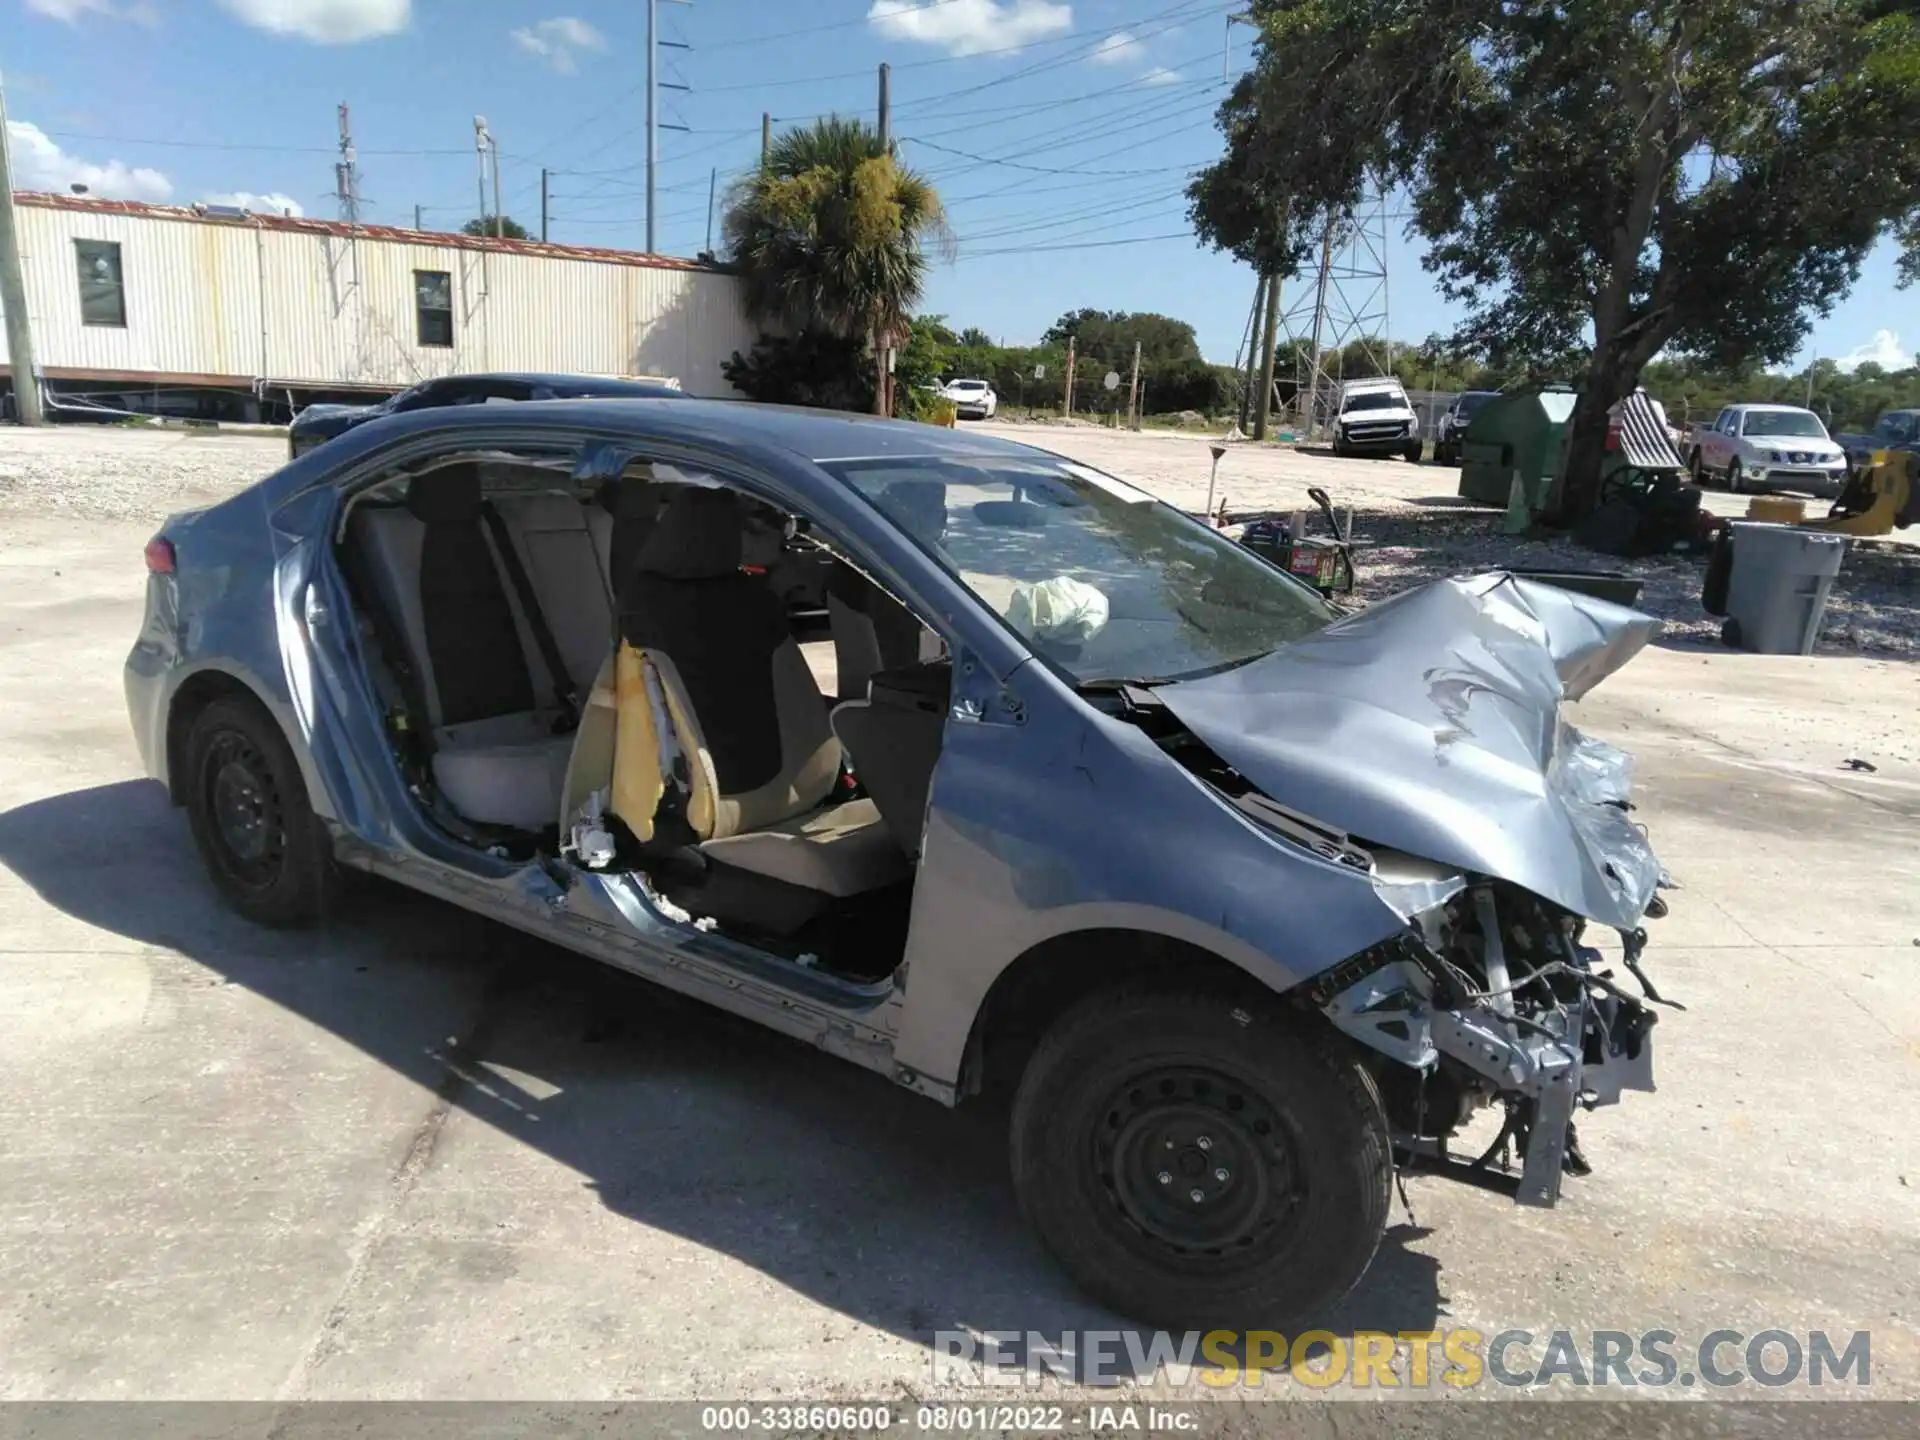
(5, 201, 755, 396)
(9, 204, 264, 381)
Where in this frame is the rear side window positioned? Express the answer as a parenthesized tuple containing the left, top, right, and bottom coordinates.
(74, 240, 126, 327)
(415, 270, 453, 347)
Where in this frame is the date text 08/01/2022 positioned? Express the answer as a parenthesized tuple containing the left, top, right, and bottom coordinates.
(700, 1404, 1199, 1432)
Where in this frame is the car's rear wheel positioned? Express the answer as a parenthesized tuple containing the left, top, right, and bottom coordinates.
(183, 696, 334, 927)
(1009, 985, 1391, 1330)
(1687, 449, 1705, 484)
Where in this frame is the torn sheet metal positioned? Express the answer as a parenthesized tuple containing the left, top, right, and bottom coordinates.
(1156, 574, 1665, 929)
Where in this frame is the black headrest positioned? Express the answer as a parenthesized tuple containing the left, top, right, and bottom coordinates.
(635, 486, 742, 580)
(407, 464, 483, 526)
(876, 479, 948, 546)
(597, 478, 666, 521)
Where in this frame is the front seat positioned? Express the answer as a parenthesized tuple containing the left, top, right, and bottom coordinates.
(611, 488, 907, 927)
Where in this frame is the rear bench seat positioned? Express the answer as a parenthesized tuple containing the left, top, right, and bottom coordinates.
(349, 464, 610, 830)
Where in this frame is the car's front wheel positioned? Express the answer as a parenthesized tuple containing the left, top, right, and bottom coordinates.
(183, 696, 335, 927)
(1725, 458, 1746, 494)
(1009, 984, 1391, 1330)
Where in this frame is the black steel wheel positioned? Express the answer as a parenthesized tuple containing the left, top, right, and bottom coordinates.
(183, 696, 334, 926)
(1010, 985, 1390, 1330)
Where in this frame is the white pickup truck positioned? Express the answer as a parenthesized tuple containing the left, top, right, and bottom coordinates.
(1684, 404, 1850, 497)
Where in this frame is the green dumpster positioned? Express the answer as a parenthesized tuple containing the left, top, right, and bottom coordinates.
(1458, 386, 1578, 509)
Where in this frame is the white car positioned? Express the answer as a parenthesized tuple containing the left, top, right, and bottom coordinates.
(1331, 376, 1422, 461)
(941, 378, 998, 419)
(1685, 404, 1849, 497)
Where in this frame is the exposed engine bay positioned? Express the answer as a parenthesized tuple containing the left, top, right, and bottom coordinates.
(1094, 573, 1679, 1207)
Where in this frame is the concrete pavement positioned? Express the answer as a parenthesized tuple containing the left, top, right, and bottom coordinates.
(0, 456, 1916, 1402)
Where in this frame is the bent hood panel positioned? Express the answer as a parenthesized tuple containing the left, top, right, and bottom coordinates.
(1156, 574, 1664, 929)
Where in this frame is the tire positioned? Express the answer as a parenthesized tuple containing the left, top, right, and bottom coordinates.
(1403, 441, 1423, 463)
(1687, 449, 1705, 484)
(183, 695, 334, 927)
(1725, 459, 1745, 494)
(1009, 984, 1391, 1330)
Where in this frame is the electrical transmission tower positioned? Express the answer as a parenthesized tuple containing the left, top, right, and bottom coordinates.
(1258, 186, 1392, 437)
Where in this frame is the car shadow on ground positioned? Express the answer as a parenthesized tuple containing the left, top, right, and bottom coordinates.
(0, 779, 1444, 1372)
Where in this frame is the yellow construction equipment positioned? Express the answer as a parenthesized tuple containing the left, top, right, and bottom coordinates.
(1801, 449, 1919, 536)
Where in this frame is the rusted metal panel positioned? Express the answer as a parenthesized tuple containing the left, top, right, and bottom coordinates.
(6, 193, 753, 396)
(9, 201, 263, 385)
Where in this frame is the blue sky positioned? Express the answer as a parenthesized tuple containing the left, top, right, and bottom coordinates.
(5, 0, 1912, 370)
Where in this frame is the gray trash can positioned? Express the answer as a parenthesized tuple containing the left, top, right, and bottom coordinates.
(1722, 522, 1848, 654)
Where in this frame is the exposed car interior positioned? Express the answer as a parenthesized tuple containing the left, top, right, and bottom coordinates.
(334, 448, 951, 982)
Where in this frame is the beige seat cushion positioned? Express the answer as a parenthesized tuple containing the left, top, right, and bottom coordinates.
(699, 798, 908, 898)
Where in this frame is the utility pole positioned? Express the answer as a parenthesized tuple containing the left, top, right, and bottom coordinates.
(1126, 340, 1141, 430)
(704, 166, 717, 254)
(489, 135, 503, 238)
(414, 203, 423, 230)
(1064, 336, 1077, 419)
(334, 104, 360, 224)
(473, 115, 491, 229)
(540, 169, 549, 242)
(878, 63, 891, 148)
(0, 70, 45, 424)
(1253, 270, 1280, 440)
(646, 0, 658, 251)
(761, 112, 771, 164)
(1238, 274, 1266, 433)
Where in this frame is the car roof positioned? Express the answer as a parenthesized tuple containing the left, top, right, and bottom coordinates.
(412, 371, 679, 396)
(330, 396, 1060, 472)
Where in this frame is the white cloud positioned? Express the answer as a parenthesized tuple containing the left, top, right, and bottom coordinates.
(5, 120, 173, 201)
(205, 191, 306, 216)
(24, 0, 157, 22)
(510, 16, 608, 75)
(1137, 65, 1182, 85)
(868, 0, 1072, 59)
(217, 0, 410, 44)
(1836, 329, 1913, 372)
(1087, 31, 1142, 66)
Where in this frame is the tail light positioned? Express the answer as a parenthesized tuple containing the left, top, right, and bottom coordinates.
(145, 537, 176, 574)
(1604, 419, 1621, 452)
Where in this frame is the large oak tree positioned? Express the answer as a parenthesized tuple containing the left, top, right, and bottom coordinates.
(1190, 0, 1920, 520)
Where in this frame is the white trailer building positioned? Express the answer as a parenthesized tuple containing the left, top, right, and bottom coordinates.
(0, 193, 756, 419)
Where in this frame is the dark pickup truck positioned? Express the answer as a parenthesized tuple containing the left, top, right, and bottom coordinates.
(1836, 409, 1920, 473)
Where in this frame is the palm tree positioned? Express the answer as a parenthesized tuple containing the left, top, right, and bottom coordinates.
(724, 117, 950, 415)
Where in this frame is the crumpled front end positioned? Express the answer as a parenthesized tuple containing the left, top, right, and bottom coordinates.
(1152, 573, 1677, 1206)
(1311, 872, 1665, 1207)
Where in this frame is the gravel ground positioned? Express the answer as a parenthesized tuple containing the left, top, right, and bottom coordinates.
(981, 420, 1920, 657)
(0, 424, 289, 529)
(3, 419, 1915, 655)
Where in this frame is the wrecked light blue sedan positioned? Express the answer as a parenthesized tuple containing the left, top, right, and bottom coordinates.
(125, 394, 1672, 1329)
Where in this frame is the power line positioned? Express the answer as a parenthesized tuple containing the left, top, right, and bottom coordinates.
(698, 0, 1233, 93)
(890, 1, 1232, 114)
(696, 0, 975, 51)
(907, 133, 1206, 178)
(41, 130, 475, 156)
(906, 73, 1223, 142)
(956, 230, 1199, 259)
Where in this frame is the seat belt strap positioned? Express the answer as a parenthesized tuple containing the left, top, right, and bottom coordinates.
(337, 537, 436, 759)
(479, 502, 580, 726)
(641, 656, 692, 822)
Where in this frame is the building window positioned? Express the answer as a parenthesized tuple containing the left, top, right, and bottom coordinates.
(75, 240, 126, 327)
(415, 270, 453, 347)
